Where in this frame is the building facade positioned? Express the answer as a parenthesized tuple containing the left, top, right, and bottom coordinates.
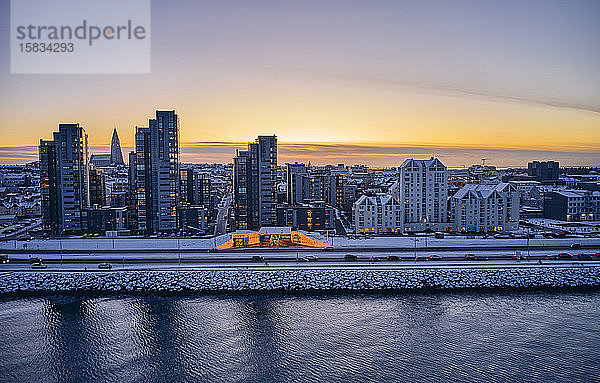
(528, 161, 559, 181)
(450, 183, 519, 232)
(399, 157, 449, 232)
(353, 193, 403, 234)
(276, 205, 334, 231)
(39, 123, 90, 235)
(233, 135, 277, 230)
(131, 110, 180, 234)
(544, 189, 600, 221)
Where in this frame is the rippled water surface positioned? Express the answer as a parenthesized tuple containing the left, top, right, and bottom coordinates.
(1, 291, 599, 383)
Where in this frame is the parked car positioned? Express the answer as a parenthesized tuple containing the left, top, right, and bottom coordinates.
(98, 263, 113, 270)
(251, 255, 265, 262)
(30, 262, 47, 269)
(344, 253, 357, 261)
(301, 255, 319, 262)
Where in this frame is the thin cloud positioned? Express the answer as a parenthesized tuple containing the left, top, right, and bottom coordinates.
(290, 70, 600, 114)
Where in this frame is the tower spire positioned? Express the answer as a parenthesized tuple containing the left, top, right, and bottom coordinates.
(110, 127, 124, 165)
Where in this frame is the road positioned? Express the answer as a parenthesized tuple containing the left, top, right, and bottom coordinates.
(214, 195, 231, 236)
(2, 247, 599, 272)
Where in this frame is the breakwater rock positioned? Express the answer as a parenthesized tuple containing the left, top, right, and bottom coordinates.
(1, 267, 600, 294)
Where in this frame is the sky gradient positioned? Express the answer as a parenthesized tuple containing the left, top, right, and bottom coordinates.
(0, 0, 599, 167)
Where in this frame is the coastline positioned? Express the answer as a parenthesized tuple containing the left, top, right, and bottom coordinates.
(2, 265, 599, 296)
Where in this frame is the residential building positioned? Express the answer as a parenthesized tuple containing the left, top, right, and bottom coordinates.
(450, 183, 519, 232)
(528, 161, 559, 181)
(233, 135, 277, 230)
(544, 189, 600, 221)
(89, 167, 106, 206)
(399, 157, 449, 231)
(39, 123, 90, 234)
(276, 205, 334, 231)
(286, 162, 310, 205)
(87, 206, 128, 234)
(131, 110, 180, 234)
(353, 193, 403, 234)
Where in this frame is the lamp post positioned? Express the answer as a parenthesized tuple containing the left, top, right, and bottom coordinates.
(414, 237, 418, 259)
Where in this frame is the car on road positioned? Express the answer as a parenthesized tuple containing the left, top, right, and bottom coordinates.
(570, 243, 582, 249)
(370, 256, 383, 262)
(576, 253, 593, 261)
(429, 254, 443, 261)
(98, 263, 113, 270)
(251, 255, 265, 262)
(415, 256, 430, 261)
(344, 253, 357, 261)
(321, 246, 334, 252)
(547, 254, 559, 260)
(558, 253, 573, 259)
(0, 254, 8, 264)
(28, 257, 43, 264)
(301, 255, 319, 262)
(387, 255, 400, 261)
(30, 262, 47, 269)
(464, 254, 487, 261)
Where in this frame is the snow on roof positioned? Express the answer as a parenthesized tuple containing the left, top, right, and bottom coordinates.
(453, 182, 512, 200)
(258, 227, 292, 235)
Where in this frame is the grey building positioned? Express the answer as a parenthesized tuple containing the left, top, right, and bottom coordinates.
(450, 183, 520, 233)
(399, 157, 449, 232)
(39, 123, 90, 234)
(87, 206, 128, 234)
(276, 205, 334, 231)
(544, 189, 600, 221)
(233, 135, 277, 230)
(286, 162, 310, 205)
(131, 110, 180, 234)
(528, 161, 559, 182)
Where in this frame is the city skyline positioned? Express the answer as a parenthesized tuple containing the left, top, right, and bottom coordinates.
(0, 0, 599, 166)
(6, 120, 599, 168)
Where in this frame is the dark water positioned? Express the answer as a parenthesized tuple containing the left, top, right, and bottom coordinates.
(1, 291, 599, 383)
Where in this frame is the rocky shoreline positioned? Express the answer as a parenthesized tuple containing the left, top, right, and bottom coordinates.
(1, 266, 600, 295)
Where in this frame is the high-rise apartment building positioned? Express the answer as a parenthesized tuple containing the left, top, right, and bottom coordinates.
(131, 110, 180, 234)
(399, 157, 449, 231)
(233, 135, 277, 230)
(528, 161, 559, 182)
(286, 162, 310, 205)
(39, 123, 90, 234)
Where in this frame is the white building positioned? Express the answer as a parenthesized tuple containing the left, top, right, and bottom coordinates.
(450, 182, 519, 233)
(353, 193, 403, 234)
(399, 157, 449, 231)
